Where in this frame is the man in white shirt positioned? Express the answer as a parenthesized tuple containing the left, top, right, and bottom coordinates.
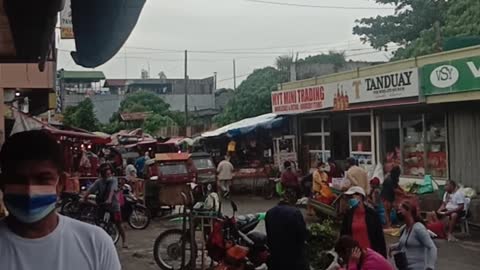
(217, 155, 234, 198)
(437, 180, 466, 241)
(0, 130, 121, 270)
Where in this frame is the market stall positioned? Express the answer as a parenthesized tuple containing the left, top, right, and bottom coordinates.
(201, 113, 290, 192)
(9, 109, 112, 189)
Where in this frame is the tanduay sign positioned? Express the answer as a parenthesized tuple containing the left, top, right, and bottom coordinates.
(271, 68, 419, 114)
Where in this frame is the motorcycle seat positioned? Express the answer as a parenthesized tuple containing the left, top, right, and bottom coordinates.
(236, 213, 260, 227)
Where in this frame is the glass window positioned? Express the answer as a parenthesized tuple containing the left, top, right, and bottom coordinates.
(302, 118, 322, 133)
(402, 114, 424, 177)
(324, 135, 331, 151)
(158, 163, 188, 175)
(323, 118, 331, 133)
(303, 136, 323, 151)
(192, 158, 215, 170)
(350, 115, 371, 132)
(351, 136, 372, 152)
(425, 114, 447, 178)
(382, 115, 401, 174)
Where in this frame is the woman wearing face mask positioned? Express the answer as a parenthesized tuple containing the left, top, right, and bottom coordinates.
(340, 186, 387, 258)
(390, 200, 437, 270)
(335, 235, 394, 270)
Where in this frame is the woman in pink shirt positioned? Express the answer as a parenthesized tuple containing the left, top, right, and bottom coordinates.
(335, 236, 394, 270)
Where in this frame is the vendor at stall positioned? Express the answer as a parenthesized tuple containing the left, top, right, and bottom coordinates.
(312, 161, 335, 205)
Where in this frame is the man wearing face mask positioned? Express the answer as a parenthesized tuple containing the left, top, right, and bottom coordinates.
(0, 130, 121, 270)
(340, 186, 387, 258)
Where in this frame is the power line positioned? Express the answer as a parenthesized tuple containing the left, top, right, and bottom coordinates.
(243, 0, 393, 10)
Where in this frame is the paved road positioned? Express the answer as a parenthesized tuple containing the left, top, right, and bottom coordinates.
(118, 195, 480, 270)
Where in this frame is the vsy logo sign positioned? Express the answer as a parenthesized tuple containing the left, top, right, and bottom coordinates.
(430, 65, 459, 88)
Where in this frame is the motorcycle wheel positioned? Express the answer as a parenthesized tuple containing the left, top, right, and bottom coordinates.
(128, 207, 151, 230)
(153, 229, 197, 270)
(262, 181, 275, 200)
(99, 221, 120, 245)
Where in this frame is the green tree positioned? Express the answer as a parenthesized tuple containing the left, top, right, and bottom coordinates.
(142, 114, 177, 135)
(353, 0, 449, 59)
(63, 98, 99, 131)
(119, 91, 171, 114)
(275, 55, 294, 72)
(213, 67, 288, 125)
(354, 0, 480, 59)
(104, 90, 183, 134)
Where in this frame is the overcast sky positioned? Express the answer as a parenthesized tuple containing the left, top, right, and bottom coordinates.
(57, 0, 394, 89)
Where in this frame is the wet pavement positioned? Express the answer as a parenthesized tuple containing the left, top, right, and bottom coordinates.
(117, 195, 480, 270)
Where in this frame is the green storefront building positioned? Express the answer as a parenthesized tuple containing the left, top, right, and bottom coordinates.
(422, 53, 480, 192)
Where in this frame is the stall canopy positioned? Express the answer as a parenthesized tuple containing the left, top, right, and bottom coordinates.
(202, 113, 284, 138)
(10, 108, 110, 144)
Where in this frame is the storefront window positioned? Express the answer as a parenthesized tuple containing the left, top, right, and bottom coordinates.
(402, 114, 424, 177)
(426, 114, 447, 178)
(350, 114, 373, 166)
(382, 115, 400, 173)
(381, 113, 447, 178)
(303, 117, 330, 165)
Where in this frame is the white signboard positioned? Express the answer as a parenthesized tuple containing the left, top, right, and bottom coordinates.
(60, 0, 74, 39)
(271, 68, 419, 114)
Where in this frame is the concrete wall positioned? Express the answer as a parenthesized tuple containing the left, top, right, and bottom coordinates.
(64, 94, 123, 124)
(162, 94, 215, 112)
(64, 93, 216, 123)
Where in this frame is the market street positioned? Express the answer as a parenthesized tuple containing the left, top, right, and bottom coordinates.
(117, 195, 480, 270)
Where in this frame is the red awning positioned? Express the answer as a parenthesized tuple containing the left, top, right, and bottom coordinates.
(45, 127, 111, 144)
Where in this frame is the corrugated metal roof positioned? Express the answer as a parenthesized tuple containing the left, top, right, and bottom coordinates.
(120, 112, 150, 121)
(60, 70, 106, 81)
(104, 79, 128, 87)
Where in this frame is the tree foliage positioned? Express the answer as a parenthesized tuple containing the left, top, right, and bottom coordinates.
(103, 91, 179, 134)
(213, 67, 288, 125)
(63, 98, 99, 131)
(143, 114, 176, 135)
(354, 0, 480, 60)
(119, 91, 171, 114)
(275, 55, 294, 72)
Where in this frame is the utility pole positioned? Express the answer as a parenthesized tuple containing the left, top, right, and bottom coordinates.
(233, 59, 237, 90)
(184, 50, 189, 135)
(213, 72, 217, 91)
(124, 47, 128, 78)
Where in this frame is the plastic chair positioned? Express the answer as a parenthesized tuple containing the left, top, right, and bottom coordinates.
(460, 197, 471, 235)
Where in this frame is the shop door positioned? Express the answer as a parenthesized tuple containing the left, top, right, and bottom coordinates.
(331, 114, 349, 161)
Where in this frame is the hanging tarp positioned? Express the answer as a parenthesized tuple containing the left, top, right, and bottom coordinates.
(201, 113, 284, 138)
(70, 0, 146, 68)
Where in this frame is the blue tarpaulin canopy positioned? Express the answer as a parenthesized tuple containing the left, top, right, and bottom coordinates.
(201, 113, 284, 138)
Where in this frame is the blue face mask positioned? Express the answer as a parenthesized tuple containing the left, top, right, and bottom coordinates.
(3, 185, 58, 224)
(348, 198, 360, 209)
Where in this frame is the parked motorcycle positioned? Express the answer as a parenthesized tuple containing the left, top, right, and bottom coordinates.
(152, 200, 268, 270)
(121, 184, 151, 230)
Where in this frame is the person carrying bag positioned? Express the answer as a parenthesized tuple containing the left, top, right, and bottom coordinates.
(390, 200, 437, 270)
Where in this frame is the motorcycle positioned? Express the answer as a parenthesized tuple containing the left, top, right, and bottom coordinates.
(153, 200, 268, 270)
(121, 184, 151, 230)
(79, 195, 120, 244)
(59, 192, 82, 218)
